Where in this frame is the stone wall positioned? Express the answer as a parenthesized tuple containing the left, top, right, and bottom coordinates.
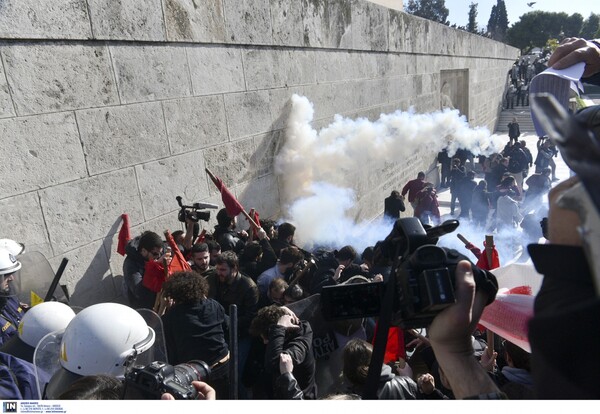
(0, 0, 518, 306)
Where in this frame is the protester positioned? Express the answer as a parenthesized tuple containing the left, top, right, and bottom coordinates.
(383, 190, 406, 220)
(401, 171, 426, 209)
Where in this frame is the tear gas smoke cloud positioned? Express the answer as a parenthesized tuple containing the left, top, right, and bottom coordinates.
(274, 94, 510, 253)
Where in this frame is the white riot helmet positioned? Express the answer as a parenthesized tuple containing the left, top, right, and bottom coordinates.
(40, 303, 156, 399)
(0, 247, 21, 276)
(0, 302, 76, 363)
(0, 239, 26, 256)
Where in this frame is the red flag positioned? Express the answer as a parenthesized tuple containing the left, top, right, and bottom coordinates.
(250, 209, 261, 238)
(205, 168, 244, 217)
(165, 230, 192, 273)
(475, 241, 500, 270)
(117, 214, 131, 256)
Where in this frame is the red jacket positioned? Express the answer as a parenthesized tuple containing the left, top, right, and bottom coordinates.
(401, 179, 426, 203)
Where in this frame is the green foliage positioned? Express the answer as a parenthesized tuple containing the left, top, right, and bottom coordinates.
(581, 13, 600, 39)
(546, 38, 560, 53)
(487, 0, 508, 41)
(507, 11, 585, 52)
(468, 2, 478, 33)
(405, 0, 449, 25)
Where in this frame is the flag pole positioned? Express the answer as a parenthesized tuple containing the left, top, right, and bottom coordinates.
(205, 167, 260, 229)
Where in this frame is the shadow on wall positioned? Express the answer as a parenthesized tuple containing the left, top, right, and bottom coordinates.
(67, 217, 127, 307)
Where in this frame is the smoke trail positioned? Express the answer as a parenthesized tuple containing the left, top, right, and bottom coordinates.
(275, 94, 508, 252)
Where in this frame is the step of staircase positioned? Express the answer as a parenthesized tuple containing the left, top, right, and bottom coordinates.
(495, 106, 537, 134)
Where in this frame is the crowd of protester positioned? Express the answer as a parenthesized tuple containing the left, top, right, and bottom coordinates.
(1, 37, 600, 402)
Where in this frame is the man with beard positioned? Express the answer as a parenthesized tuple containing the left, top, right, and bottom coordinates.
(0, 248, 25, 347)
(188, 242, 215, 277)
(206, 251, 259, 397)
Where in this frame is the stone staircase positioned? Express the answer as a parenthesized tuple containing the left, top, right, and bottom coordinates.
(494, 106, 537, 135)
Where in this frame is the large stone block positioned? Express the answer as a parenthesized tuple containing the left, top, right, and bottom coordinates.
(39, 168, 144, 254)
(135, 151, 211, 220)
(2, 44, 119, 116)
(164, 0, 226, 42)
(270, 0, 304, 47)
(87, 0, 166, 41)
(252, 129, 284, 178)
(224, 90, 273, 139)
(163, 95, 228, 155)
(76, 102, 169, 175)
(268, 86, 305, 130)
(352, 1, 388, 51)
(0, 112, 87, 198)
(203, 138, 256, 189)
(187, 46, 245, 95)
(243, 49, 316, 90)
(302, 0, 352, 49)
(238, 174, 281, 219)
(0, 61, 14, 119)
(110, 44, 191, 104)
(0, 0, 92, 39)
(223, 0, 272, 44)
(49, 240, 116, 307)
(388, 10, 407, 52)
(0, 192, 52, 258)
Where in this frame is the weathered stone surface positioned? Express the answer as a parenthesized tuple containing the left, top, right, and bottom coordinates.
(270, 0, 304, 46)
(238, 174, 281, 219)
(163, 95, 228, 155)
(0, 62, 14, 119)
(388, 9, 406, 52)
(135, 151, 211, 220)
(243, 49, 317, 90)
(223, 0, 272, 44)
(203, 138, 256, 189)
(352, 1, 388, 51)
(187, 46, 245, 95)
(0, 192, 52, 258)
(402, 13, 429, 54)
(0, 112, 87, 198)
(0, 0, 91, 39)
(302, 0, 352, 48)
(314, 50, 359, 83)
(224, 90, 273, 139)
(2, 44, 118, 116)
(252, 129, 284, 177)
(110, 44, 191, 104)
(76, 102, 169, 175)
(87, 0, 166, 41)
(268, 86, 305, 130)
(49, 240, 116, 307)
(164, 0, 226, 42)
(40, 168, 144, 254)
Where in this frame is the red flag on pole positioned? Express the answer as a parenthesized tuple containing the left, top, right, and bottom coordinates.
(205, 168, 244, 217)
(165, 230, 192, 273)
(116, 213, 131, 256)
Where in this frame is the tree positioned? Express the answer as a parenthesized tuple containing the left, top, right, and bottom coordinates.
(563, 13, 584, 38)
(405, 0, 449, 25)
(507, 11, 582, 52)
(487, 0, 508, 41)
(581, 13, 600, 39)
(468, 2, 478, 33)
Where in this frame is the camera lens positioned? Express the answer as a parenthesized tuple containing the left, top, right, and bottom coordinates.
(173, 360, 211, 385)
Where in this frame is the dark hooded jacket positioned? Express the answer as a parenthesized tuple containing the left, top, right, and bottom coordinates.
(122, 236, 155, 309)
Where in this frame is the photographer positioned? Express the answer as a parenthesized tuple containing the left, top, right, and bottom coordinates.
(213, 208, 247, 255)
(161, 271, 230, 399)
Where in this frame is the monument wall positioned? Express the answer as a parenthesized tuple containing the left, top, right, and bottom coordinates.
(0, 0, 518, 305)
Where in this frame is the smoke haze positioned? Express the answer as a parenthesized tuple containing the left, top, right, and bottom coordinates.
(274, 94, 510, 253)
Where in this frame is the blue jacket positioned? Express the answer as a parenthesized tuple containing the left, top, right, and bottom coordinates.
(0, 351, 45, 399)
(0, 296, 24, 347)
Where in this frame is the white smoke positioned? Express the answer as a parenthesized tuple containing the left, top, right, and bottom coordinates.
(275, 94, 508, 253)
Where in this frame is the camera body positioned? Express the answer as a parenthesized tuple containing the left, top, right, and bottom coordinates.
(123, 360, 210, 400)
(176, 196, 215, 223)
(320, 217, 497, 329)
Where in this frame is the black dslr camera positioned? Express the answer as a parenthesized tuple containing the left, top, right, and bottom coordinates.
(176, 196, 217, 223)
(123, 360, 211, 400)
(321, 218, 498, 329)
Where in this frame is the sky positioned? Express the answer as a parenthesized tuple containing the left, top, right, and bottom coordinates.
(444, 0, 595, 29)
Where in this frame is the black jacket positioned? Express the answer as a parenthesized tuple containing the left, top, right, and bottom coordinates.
(213, 225, 245, 254)
(122, 237, 155, 309)
(348, 365, 419, 400)
(384, 195, 406, 219)
(161, 299, 229, 366)
(265, 321, 317, 399)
